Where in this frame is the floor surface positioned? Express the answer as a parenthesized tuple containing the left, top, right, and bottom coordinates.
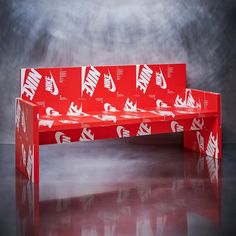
(0, 138, 236, 236)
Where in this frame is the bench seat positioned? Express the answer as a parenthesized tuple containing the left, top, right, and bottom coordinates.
(38, 108, 218, 132)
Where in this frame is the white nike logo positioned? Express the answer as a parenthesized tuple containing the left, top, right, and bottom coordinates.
(171, 121, 184, 132)
(137, 108, 147, 112)
(15, 100, 21, 131)
(156, 216, 167, 234)
(21, 111, 26, 133)
(59, 120, 79, 124)
(104, 70, 116, 92)
(104, 103, 117, 112)
(82, 66, 101, 97)
(206, 155, 219, 183)
(22, 144, 26, 169)
(39, 119, 54, 128)
(46, 107, 61, 116)
(93, 114, 117, 123)
(120, 115, 140, 119)
(150, 110, 175, 118)
(156, 67, 167, 89)
(174, 89, 201, 108)
(206, 132, 219, 158)
(124, 98, 137, 111)
(55, 131, 71, 144)
(45, 72, 59, 95)
(22, 144, 34, 182)
(136, 64, 153, 93)
(191, 118, 204, 130)
(137, 123, 151, 136)
(117, 126, 130, 138)
(79, 128, 94, 141)
(21, 68, 42, 100)
(26, 146, 34, 181)
(67, 102, 88, 116)
(156, 99, 168, 108)
(196, 131, 204, 152)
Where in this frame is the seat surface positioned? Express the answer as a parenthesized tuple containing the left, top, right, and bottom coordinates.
(38, 107, 218, 132)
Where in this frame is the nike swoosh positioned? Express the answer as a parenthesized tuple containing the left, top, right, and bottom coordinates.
(104, 103, 111, 111)
(117, 126, 125, 138)
(105, 70, 116, 92)
(171, 121, 183, 132)
(49, 72, 59, 95)
(138, 123, 151, 135)
(55, 131, 64, 143)
(104, 102, 117, 112)
(156, 99, 168, 108)
(171, 122, 178, 132)
(46, 107, 61, 116)
(46, 107, 53, 115)
(156, 68, 167, 89)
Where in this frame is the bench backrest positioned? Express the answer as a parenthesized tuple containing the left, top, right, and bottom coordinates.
(20, 64, 186, 115)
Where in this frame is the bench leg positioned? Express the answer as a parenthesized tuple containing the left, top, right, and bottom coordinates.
(16, 136, 39, 183)
(16, 170, 39, 235)
(184, 116, 222, 159)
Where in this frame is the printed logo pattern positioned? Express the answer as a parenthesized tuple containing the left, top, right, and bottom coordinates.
(104, 103, 118, 112)
(171, 121, 184, 132)
(59, 120, 79, 124)
(117, 126, 130, 138)
(104, 70, 116, 92)
(156, 99, 168, 108)
(93, 114, 117, 123)
(21, 111, 26, 133)
(16, 101, 21, 131)
(55, 132, 71, 144)
(46, 107, 61, 116)
(22, 68, 42, 100)
(45, 72, 59, 95)
(137, 123, 151, 136)
(156, 67, 167, 89)
(39, 119, 54, 128)
(151, 110, 175, 118)
(206, 155, 219, 183)
(196, 131, 204, 152)
(124, 98, 137, 111)
(174, 89, 201, 108)
(79, 128, 94, 141)
(22, 144, 34, 181)
(82, 66, 101, 97)
(191, 118, 204, 130)
(137, 64, 153, 93)
(206, 132, 219, 159)
(67, 102, 83, 116)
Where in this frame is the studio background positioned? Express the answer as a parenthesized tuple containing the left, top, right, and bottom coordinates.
(0, 0, 235, 144)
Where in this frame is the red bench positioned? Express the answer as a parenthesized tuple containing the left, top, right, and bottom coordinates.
(16, 64, 222, 183)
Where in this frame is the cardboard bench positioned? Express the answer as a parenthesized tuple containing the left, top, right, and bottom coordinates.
(15, 64, 222, 183)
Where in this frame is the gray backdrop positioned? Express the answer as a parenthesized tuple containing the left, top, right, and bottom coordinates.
(0, 0, 236, 144)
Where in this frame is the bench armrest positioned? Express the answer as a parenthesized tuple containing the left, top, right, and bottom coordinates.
(15, 98, 39, 183)
(15, 98, 39, 138)
(186, 88, 221, 114)
(173, 88, 221, 113)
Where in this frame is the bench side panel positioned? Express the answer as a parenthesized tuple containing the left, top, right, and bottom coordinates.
(183, 92, 222, 159)
(15, 98, 39, 183)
